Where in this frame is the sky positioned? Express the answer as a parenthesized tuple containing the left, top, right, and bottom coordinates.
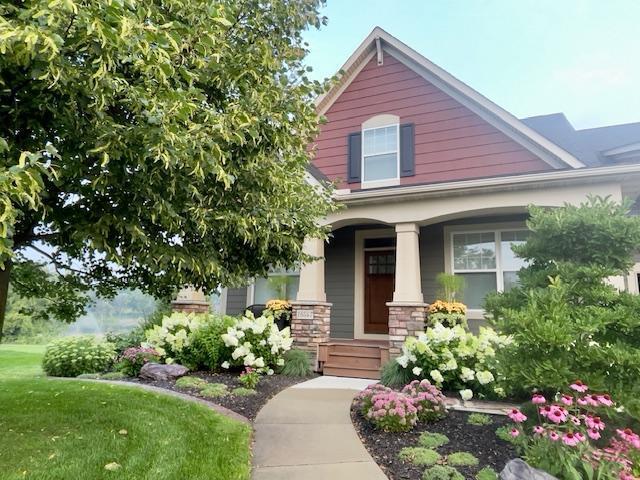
(303, 0, 640, 130)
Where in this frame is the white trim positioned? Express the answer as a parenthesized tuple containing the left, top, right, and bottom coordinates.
(315, 27, 584, 170)
(444, 222, 527, 319)
(354, 228, 394, 340)
(361, 122, 400, 189)
(603, 141, 640, 157)
(246, 282, 255, 306)
(218, 287, 228, 315)
(625, 262, 640, 294)
(336, 163, 640, 204)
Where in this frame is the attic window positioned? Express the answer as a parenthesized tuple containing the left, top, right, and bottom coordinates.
(362, 124, 399, 187)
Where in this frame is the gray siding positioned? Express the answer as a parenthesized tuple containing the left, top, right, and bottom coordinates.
(420, 224, 445, 304)
(325, 227, 356, 339)
(225, 287, 248, 315)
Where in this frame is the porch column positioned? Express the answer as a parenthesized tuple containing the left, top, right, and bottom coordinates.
(387, 223, 427, 356)
(291, 237, 332, 355)
(172, 287, 210, 314)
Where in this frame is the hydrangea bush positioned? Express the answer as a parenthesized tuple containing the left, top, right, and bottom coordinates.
(508, 382, 640, 479)
(355, 383, 418, 432)
(43, 336, 116, 377)
(401, 379, 447, 422)
(220, 312, 293, 373)
(144, 312, 205, 363)
(395, 323, 511, 399)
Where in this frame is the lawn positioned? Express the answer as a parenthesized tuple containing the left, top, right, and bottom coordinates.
(0, 344, 251, 480)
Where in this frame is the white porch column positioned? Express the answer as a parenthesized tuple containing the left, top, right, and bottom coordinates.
(295, 237, 326, 302)
(392, 223, 424, 303)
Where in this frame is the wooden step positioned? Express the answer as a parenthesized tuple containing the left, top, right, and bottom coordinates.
(326, 352, 381, 369)
(322, 364, 381, 380)
(326, 344, 384, 357)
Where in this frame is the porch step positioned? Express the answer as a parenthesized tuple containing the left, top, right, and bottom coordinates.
(317, 340, 389, 380)
(322, 364, 382, 380)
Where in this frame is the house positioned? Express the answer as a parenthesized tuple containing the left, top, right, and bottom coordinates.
(210, 27, 640, 378)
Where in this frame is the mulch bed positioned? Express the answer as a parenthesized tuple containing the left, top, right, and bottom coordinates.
(132, 371, 314, 421)
(351, 406, 517, 480)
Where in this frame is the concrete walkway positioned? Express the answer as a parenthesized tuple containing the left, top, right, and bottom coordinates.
(252, 376, 387, 480)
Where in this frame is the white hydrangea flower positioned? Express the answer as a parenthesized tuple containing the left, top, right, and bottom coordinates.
(430, 369, 444, 383)
(221, 361, 230, 369)
(276, 358, 285, 366)
(476, 370, 495, 385)
(254, 357, 265, 368)
(460, 389, 473, 401)
(459, 366, 475, 382)
(412, 366, 422, 376)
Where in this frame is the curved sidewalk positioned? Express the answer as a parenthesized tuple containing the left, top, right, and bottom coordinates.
(252, 376, 387, 480)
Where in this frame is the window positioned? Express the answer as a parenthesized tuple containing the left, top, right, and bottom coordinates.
(451, 229, 529, 309)
(362, 124, 399, 186)
(252, 268, 300, 304)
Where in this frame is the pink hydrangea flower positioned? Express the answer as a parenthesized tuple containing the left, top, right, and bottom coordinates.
(531, 394, 546, 404)
(570, 380, 589, 393)
(508, 408, 527, 423)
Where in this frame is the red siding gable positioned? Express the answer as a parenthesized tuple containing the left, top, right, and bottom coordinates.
(312, 53, 553, 189)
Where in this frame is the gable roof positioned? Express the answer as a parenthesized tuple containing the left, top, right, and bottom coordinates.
(316, 27, 585, 170)
(522, 113, 640, 166)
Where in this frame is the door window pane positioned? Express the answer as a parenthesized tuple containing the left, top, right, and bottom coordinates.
(459, 272, 497, 309)
(453, 232, 496, 270)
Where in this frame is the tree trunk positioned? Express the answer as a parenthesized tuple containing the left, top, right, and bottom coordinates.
(0, 260, 12, 343)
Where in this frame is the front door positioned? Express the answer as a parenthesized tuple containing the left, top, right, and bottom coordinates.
(364, 250, 395, 334)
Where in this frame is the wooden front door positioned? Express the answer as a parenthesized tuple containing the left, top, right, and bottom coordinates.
(364, 250, 395, 334)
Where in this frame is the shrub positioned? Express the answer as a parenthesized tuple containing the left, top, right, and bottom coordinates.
(427, 300, 467, 328)
(238, 367, 260, 389)
(467, 413, 492, 426)
(116, 346, 160, 377)
(184, 314, 236, 370)
(220, 312, 293, 373)
(200, 383, 228, 398)
(488, 197, 640, 405)
(264, 299, 292, 328)
(507, 383, 639, 479)
(380, 358, 413, 388)
(475, 467, 498, 480)
(422, 465, 464, 480)
(280, 348, 312, 377)
(401, 379, 447, 422)
(232, 387, 257, 396)
(395, 323, 511, 399)
(175, 376, 208, 389)
(43, 336, 116, 377)
(419, 432, 450, 449)
(447, 452, 479, 466)
(144, 312, 206, 364)
(398, 447, 440, 466)
(105, 329, 146, 356)
(355, 384, 418, 432)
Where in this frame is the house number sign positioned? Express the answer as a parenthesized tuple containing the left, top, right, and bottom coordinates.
(296, 309, 314, 320)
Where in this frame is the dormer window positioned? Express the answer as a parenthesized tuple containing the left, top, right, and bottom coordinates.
(362, 124, 399, 187)
(347, 113, 414, 189)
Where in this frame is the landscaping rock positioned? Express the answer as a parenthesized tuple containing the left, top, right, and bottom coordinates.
(500, 459, 558, 480)
(139, 363, 188, 381)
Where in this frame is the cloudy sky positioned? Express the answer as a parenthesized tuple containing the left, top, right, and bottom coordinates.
(304, 0, 640, 130)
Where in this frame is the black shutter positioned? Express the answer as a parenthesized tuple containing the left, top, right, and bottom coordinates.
(400, 123, 415, 177)
(347, 132, 361, 183)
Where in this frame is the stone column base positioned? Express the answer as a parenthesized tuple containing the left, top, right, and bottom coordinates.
(171, 300, 210, 314)
(386, 302, 428, 357)
(290, 301, 332, 353)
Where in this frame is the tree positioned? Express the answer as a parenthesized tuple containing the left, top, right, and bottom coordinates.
(0, 0, 336, 339)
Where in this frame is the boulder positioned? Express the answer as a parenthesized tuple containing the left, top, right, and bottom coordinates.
(500, 459, 558, 480)
(139, 363, 189, 381)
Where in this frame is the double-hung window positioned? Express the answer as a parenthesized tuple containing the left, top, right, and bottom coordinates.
(450, 229, 529, 311)
(252, 268, 300, 304)
(362, 124, 399, 187)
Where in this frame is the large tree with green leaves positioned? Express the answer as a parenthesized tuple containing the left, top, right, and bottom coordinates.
(0, 0, 335, 338)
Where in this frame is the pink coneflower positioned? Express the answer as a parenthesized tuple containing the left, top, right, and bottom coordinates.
(574, 432, 586, 442)
(585, 416, 605, 431)
(560, 394, 573, 406)
(533, 425, 544, 435)
(547, 406, 568, 424)
(587, 428, 601, 440)
(562, 432, 581, 446)
(586, 394, 600, 407)
(539, 405, 553, 417)
(531, 394, 546, 404)
(570, 415, 581, 426)
(548, 431, 560, 441)
(577, 397, 589, 406)
(510, 428, 520, 438)
(508, 408, 527, 423)
(597, 394, 613, 407)
(617, 428, 640, 448)
(570, 380, 589, 393)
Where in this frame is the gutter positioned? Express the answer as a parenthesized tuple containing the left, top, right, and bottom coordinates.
(336, 164, 640, 204)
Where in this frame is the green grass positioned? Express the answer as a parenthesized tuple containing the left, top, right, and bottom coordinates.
(0, 344, 251, 480)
